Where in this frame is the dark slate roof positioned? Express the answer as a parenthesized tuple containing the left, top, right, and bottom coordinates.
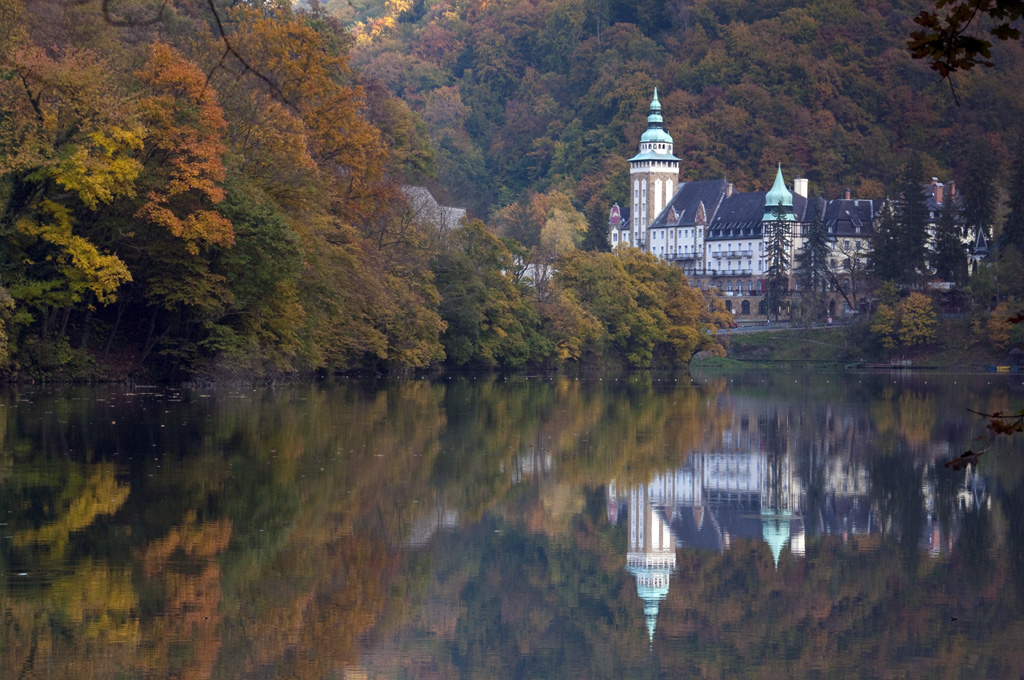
(793, 193, 813, 221)
(707, 190, 814, 241)
(649, 179, 730, 229)
(823, 198, 876, 236)
(667, 501, 802, 552)
(708, 191, 767, 238)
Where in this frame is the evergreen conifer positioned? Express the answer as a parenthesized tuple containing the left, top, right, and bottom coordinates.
(931, 200, 968, 285)
(764, 201, 791, 320)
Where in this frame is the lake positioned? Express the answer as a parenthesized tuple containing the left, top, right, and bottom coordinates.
(3, 370, 1024, 678)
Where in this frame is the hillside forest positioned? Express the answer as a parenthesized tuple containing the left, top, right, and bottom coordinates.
(1, 0, 1023, 379)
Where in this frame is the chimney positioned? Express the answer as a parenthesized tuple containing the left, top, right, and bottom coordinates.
(793, 177, 808, 198)
(934, 183, 944, 205)
(844, 187, 851, 200)
(726, 183, 734, 197)
(948, 180, 956, 198)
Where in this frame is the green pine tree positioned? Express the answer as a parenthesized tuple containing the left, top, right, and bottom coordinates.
(870, 200, 902, 283)
(960, 140, 998, 246)
(892, 154, 931, 285)
(764, 201, 791, 321)
(931, 200, 968, 285)
(795, 198, 831, 321)
(1003, 140, 1024, 256)
(581, 202, 613, 252)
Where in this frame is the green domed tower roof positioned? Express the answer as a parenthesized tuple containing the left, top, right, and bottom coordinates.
(639, 88, 674, 146)
(763, 164, 796, 221)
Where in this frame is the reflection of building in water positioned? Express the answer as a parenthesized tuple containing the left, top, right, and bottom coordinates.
(820, 455, 873, 539)
(607, 401, 997, 642)
(618, 482, 676, 645)
(405, 505, 460, 547)
(920, 463, 990, 556)
(610, 444, 806, 643)
(613, 448, 806, 564)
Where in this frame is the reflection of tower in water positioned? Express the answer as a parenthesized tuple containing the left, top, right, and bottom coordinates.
(618, 482, 676, 645)
(761, 434, 800, 567)
(610, 442, 804, 643)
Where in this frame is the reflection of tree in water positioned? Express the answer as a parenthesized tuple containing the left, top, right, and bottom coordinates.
(4, 375, 1024, 678)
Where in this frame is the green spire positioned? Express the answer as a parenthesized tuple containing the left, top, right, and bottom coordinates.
(763, 164, 796, 221)
(640, 87, 672, 145)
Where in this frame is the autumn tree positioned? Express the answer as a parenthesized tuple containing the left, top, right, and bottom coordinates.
(870, 291, 938, 356)
(0, 44, 141, 349)
(555, 249, 722, 367)
(135, 42, 233, 251)
(432, 219, 548, 368)
(898, 292, 938, 348)
(909, 0, 1024, 77)
(986, 301, 1016, 349)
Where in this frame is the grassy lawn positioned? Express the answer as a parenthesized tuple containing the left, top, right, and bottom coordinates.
(699, 318, 1007, 370)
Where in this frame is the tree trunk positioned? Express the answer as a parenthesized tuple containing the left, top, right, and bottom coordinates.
(79, 308, 93, 350)
(58, 306, 71, 338)
(103, 302, 125, 359)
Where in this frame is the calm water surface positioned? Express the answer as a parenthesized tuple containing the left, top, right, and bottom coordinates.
(3, 371, 1024, 678)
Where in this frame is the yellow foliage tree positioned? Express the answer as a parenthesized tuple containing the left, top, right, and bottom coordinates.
(0, 44, 142, 327)
(15, 201, 132, 307)
(897, 292, 938, 348)
(870, 303, 900, 352)
(987, 302, 1014, 350)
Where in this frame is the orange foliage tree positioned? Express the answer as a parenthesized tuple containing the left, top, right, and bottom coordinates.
(135, 42, 234, 253)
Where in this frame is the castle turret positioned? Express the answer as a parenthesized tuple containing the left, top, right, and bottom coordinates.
(627, 88, 680, 250)
(763, 164, 796, 222)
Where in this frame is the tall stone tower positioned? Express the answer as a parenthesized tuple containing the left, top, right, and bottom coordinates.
(628, 88, 680, 250)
